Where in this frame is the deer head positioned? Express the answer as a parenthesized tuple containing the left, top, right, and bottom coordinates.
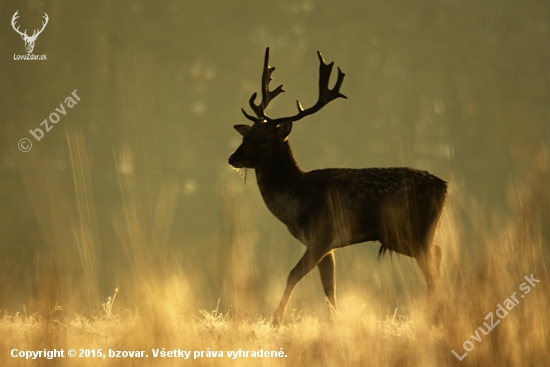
(229, 48, 347, 169)
(12, 11, 49, 54)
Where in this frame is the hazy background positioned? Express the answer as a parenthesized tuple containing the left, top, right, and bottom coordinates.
(0, 0, 548, 317)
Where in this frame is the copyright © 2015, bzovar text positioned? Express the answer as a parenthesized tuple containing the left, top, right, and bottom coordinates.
(11, 348, 288, 360)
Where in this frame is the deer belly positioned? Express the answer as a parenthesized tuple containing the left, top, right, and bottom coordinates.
(324, 210, 378, 249)
(330, 227, 377, 249)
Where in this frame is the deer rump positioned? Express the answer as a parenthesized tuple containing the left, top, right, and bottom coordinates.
(297, 167, 448, 258)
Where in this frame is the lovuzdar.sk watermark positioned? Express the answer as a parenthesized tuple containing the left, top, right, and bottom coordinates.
(451, 273, 541, 361)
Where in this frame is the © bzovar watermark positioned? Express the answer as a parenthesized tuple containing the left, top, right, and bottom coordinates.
(451, 273, 541, 361)
(18, 89, 80, 152)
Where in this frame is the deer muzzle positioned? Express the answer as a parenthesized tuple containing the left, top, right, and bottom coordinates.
(228, 152, 246, 168)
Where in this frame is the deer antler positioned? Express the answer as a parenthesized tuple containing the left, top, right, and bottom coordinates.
(242, 48, 285, 124)
(289, 51, 347, 122)
(242, 48, 347, 126)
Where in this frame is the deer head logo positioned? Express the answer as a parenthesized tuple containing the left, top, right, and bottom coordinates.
(11, 11, 49, 54)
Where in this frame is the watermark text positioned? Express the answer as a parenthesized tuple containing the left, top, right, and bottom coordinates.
(18, 89, 80, 152)
(451, 273, 540, 361)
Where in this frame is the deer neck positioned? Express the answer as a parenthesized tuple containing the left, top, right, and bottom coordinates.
(255, 141, 304, 210)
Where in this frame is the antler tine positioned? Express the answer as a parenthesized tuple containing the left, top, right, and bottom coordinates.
(270, 50, 347, 125)
(242, 91, 269, 123)
(241, 109, 259, 123)
(247, 92, 263, 122)
(241, 48, 285, 124)
(316, 51, 347, 104)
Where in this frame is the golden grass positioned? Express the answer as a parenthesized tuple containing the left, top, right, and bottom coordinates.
(2, 145, 549, 366)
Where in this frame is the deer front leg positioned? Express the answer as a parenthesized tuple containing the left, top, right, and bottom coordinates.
(272, 244, 331, 326)
(318, 251, 336, 311)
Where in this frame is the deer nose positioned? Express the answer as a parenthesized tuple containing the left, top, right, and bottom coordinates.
(228, 154, 242, 168)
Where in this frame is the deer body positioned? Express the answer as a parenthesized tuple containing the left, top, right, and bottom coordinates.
(229, 48, 447, 325)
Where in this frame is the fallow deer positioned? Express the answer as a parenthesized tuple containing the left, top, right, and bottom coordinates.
(229, 48, 447, 325)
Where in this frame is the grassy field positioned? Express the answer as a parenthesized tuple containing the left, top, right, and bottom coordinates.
(1, 156, 548, 367)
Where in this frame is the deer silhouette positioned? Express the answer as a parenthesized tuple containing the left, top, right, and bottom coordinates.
(229, 48, 447, 325)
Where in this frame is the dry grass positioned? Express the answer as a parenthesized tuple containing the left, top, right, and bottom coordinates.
(2, 147, 549, 367)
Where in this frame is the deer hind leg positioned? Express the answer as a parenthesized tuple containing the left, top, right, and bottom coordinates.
(415, 245, 441, 297)
(416, 244, 444, 325)
(318, 251, 336, 313)
(272, 244, 330, 326)
(433, 244, 442, 275)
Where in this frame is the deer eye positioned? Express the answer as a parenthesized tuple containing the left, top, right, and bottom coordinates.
(258, 138, 269, 145)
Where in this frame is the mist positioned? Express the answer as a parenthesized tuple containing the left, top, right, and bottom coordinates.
(1, 1, 549, 366)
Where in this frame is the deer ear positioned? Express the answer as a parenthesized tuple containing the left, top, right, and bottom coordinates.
(233, 124, 251, 136)
(277, 121, 293, 140)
